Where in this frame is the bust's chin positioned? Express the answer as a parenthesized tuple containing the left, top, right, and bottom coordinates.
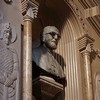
(45, 42, 57, 50)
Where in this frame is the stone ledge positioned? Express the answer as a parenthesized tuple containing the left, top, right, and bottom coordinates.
(33, 76, 63, 100)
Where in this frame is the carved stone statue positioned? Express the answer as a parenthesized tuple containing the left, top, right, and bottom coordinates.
(0, 23, 18, 100)
(32, 26, 65, 81)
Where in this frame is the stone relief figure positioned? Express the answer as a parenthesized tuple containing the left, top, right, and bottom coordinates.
(32, 26, 65, 82)
(0, 23, 18, 100)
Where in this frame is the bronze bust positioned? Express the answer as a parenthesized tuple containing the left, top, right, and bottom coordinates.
(32, 26, 65, 81)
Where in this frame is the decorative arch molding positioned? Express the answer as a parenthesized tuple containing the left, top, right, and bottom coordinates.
(65, 0, 100, 37)
(64, 0, 89, 35)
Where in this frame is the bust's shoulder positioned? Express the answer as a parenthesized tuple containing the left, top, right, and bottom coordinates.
(33, 45, 47, 54)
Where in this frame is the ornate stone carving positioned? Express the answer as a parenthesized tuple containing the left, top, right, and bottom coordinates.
(0, 23, 18, 100)
(21, 0, 39, 17)
(26, 6, 38, 19)
(78, 34, 100, 61)
(78, 34, 95, 52)
(32, 26, 65, 82)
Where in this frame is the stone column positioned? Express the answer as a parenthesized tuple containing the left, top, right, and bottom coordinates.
(22, 15, 33, 100)
(21, 1, 39, 100)
(78, 34, 94, 100)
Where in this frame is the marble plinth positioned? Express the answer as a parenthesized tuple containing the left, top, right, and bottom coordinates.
(33, 76, 63, 100)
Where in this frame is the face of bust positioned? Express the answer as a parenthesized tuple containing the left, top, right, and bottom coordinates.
(44, 32, 60, 50)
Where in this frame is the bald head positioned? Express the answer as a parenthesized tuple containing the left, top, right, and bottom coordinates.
(43, 26, 60, 35)
(42, 26, 60, 50)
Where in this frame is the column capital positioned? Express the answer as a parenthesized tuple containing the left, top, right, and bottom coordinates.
(78, 34, 95, 52)
(23, 15, 33, 22)
(21, 0, 39, 19)
(78, 34, 100, 61)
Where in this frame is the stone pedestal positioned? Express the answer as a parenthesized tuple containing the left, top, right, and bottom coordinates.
(33, 76, 63, 100)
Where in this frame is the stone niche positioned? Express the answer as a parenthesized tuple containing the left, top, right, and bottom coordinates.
(32, 25, 65, 100)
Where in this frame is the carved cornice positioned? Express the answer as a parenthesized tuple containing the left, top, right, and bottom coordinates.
(21, 0, 39, 16)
